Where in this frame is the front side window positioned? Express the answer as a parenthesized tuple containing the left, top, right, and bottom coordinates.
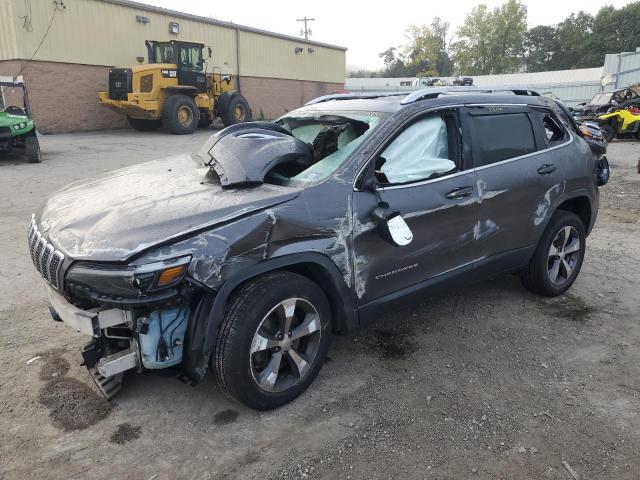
(377, 114, 457, 185)
(154, 45, 176, 64)
(472, 113, 536, 166)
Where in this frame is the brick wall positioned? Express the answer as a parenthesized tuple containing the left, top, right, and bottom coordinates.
(0, 60, 344, 133)
(0, 60, 127, 133)
(240, 76, 345, 119)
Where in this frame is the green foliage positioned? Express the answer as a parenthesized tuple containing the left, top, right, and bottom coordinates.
(365, 0, 640, 78)
(525, 26, 560, 72)
(451, 0, 528, 75)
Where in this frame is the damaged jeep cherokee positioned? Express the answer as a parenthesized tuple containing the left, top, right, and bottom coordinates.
(29, 87, 599, 410)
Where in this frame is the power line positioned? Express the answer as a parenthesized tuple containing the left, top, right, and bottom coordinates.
(16, 2, 59, 77)
(297, 17, 315, 40)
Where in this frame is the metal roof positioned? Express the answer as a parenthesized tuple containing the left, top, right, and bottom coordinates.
(345, 67, 604, 89)
(99, 0, 347, 51)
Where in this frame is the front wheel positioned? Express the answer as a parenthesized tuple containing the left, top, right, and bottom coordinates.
(214, 272, 332, 410)
(221, 95, 252, 127)
(25, 135, 41, 163)
(521, 211, 586, 297)
(161, 94, 199, 134)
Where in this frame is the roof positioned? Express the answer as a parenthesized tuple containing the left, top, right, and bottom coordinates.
(346, 67, 604, 89)
(99, 0, 347, 51)
(299, 88, 554, 114)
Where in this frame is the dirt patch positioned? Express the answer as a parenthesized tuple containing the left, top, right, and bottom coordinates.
(541, 294, 597, 322)
(39, 377, 112, 431)
(110, 422, 142, 444)
(214, 409, 239, 426)
(38, 351, 70, 381)
(368, 328, 418, 360)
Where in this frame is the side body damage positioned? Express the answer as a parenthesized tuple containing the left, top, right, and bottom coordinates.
(29, 90, 601, 401)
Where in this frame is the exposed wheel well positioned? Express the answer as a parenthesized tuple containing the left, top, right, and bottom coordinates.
(224, 262, 355, 335)
(556, 196, 591, 232)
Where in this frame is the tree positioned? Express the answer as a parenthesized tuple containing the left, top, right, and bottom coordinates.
(553, 12, 596, 69)
(378, 47, 411, 77)
(405, 18, 453, 77)
(591, 2, 640, 58)
(525, 25, 560, 72)
(452, 0, 528, 75)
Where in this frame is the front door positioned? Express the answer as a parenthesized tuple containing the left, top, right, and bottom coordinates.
(351, 109, 480, 305)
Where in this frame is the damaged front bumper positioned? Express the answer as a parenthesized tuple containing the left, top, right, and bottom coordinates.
(47, 285, 190, 398)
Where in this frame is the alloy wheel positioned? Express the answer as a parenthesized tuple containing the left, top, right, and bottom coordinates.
(249, 297, 322, 393)
(547, 226, 581, 286)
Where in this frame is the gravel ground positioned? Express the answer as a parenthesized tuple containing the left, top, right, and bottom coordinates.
(0, 129, 639, 480)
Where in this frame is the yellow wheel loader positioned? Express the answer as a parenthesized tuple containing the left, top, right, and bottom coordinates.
(98, 40, 252, 134)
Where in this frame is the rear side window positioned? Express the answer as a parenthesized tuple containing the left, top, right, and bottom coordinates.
(472, 113, 536, 166)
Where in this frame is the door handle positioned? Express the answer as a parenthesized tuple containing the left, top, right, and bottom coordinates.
(537, 164, 557, 175)
(445, 186, 473, 199)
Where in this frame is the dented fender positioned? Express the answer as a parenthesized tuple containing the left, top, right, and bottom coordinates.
(181, 252, 357, 380)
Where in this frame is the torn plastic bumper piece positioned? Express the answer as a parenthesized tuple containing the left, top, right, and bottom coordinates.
(89, 367, 125, 399)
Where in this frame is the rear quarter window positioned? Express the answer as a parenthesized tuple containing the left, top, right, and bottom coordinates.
(472, 113, 536, 166)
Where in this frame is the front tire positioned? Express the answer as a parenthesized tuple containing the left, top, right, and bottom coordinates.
(25, 135, 41, 163)
(161, 94, 199, 134)
(214, 272, 332, 410)
(221, 95, 252, 127)
(521, 211, 586, 297)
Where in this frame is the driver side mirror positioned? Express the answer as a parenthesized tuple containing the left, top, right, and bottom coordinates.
(371, 202, 413, 247)
(207, 47, 212, 59)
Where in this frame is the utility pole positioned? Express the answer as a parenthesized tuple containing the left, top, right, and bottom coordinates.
(297, 17, 314, 40)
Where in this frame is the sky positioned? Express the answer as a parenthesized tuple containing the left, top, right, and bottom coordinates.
(141, 0, 632, 70)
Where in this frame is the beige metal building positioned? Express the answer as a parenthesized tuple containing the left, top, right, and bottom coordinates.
(0, 0, 346, 132)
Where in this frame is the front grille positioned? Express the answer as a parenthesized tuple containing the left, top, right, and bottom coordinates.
(108, 68, 133, 100)
(28, 215, 65, 289)
(0, 127, 11, 138)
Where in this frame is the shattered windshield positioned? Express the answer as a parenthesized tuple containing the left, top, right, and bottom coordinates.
(268, 111, 385, 185)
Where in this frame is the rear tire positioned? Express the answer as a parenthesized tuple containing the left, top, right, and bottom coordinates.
(214, 272, 332, 410)
(25, 135, 41, 163)
(127, 116, 160, 131)
(221, 95, 252, 127)
(161, 95, 199, 134)
(521, 211, 586, 297)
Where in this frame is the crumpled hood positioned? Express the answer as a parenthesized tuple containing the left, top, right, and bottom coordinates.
(37, 153, 301, 262)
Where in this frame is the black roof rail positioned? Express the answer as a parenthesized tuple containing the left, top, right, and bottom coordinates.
(400, 85, 540, 104)
(305, 91, 408, 105)
(305, 86, 542, 107)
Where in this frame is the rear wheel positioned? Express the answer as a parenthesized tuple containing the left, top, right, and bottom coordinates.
(214, 272, 332, 410)
(521, 211, 586, 297)
(127, 116, 160, 131)
(221, 95, 252, 127)
(161, 95, 199, 134)
(25, 135, 41, 163)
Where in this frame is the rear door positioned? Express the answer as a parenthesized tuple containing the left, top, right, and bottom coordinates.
(467, 105, 565, 268)
(351, 108, 481, 304)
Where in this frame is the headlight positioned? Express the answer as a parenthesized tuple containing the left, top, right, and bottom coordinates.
(66, 256, 191, 298)
(13, 123, 26, 130)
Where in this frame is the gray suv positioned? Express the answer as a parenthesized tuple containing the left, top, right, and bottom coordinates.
(29, 87, 599, 410)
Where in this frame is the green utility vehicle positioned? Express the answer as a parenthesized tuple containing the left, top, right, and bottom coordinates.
(0, 76, 41, 163)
